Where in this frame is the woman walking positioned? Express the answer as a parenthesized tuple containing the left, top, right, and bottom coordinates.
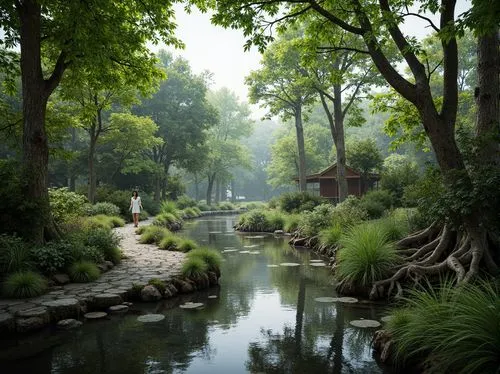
(129, 190, 143, 227)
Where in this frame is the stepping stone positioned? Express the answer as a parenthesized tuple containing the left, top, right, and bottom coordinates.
(92, 294, 123, 309)
(207, 295, 217, 299)
(310, 260, 324, 263)
(57, 319, 83, 330)
(335, 297, 358, 303)
(280, 263, 300, 267)
(8, 303, 37, 314)
(42, 299, 80, 321)
(239, 251, 250, 254)
(349, 319, 381, 328)
(85, 312, 108, 320)
(109, 305, 129, 314)
(16, 306, 49, 319)
(179, 302, 204, 309)
(267, 264, 279, 267)
(315, 297, 337, 303)
(137, 314, 165, 323)
(248, 251, 260, 254)
(245, 235, 266, 239)
(222, 249, 238, 253)
(310, 263, 326, 267)
(104, 289, 128, 299)
(243, 245, 259, 248)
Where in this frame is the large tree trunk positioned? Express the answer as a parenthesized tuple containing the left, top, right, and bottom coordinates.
(333, 84, 348, 203)
(214, 179, 221, 204)
(294, 106, 307, 192)
(206, 173, 215, 206)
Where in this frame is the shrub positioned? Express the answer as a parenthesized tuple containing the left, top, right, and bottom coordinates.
(387, 280, 500, 374)
(30, 241, 74, 274)
(265, 210, 286, 231)
(237, 210, 268, 232)
(360, 190, 394, 219)
(139, 209, 150, 221)
(135, 226, 147, 235)
(148, 278, 166, 295)
(160, 200, 181, 217)
(297, 203, 335, 237)
(181, 257, 208, 279)
(84, 228, 121, 263)
(244, 201, 266, 210)
(129, 283, 144, 300)
(336, 223, 400, 288)
(283, 214, 301, 233)
(319, 223, 343, 248)
(154, 212, 181, 227)
(84, 215, 115, 230)
(361, 199, 386, 219)
(191, 206, 202, 216)
(279, 191, 325, 213)
(176, 195, 197, 209)
(139, 194, 159, 215)
(140, 226, 170, 245)
(158, 232, 179, 250)
(2, 271, 48, 298)
(187, 248, 222, 273)
(86, 202, 120, 217)
(108, 216, 125, 227)
(95, 187, 131, 217)
(177, 238, 198, 252)
(197, 202, 211, 211)
(49, 187, 88, 223)
(73, 245, 105, 264)
(217, 202, 235, 210)
(377, 214, 410, 242)
(0, 235, 32, 274)
(182, 207, 199, 219)
(331, 195, 368, 227)
(69, 261, 100, 283)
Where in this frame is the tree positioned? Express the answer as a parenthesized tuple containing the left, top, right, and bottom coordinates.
(346, 138, 383, 193)
(189, 0, 500, 297)
(246, 30, 316, 191)
(380, 153, 420, 205)
(134, 52, 217, 202)
(0, 0, 181, 243)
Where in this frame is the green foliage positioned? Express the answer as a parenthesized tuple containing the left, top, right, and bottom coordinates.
(139, 209, 150, 221)
(298, 203, 335, 237)
(176, 195, 198, 209)
(139, 194, 159, 215)
(387, 280, 500, 374)
(181, 207, 200, 219)
(48, 187, 88, 223)
(85, 202, 121, 217)
(319, 223, 343, 248)
(346, 138, 383, 175)
(243, 201, 267, 210)
(147, 278, 166, 295)
(197, 202, 211, 211)
(30, 241, 74, 275)
(84, 214, 124, 230)
(331, 196, 368, 227)
(158, 233, 179, 250)
(95, 187, 132, 217)
(68, 261, 100, 283)
(177, 239, 198, 252)
(0, 235, 32, 274)
(2, 271, 48, 298)
(139, 226, 170, 245)
(237, 209, 285, 232)
(187, 248, 222, 272)
(265, 210, 286, 231)
(278, 191, 325, 213)
(154, 212, 182, 228)
(160, 201, 182, 218)
(181, 256, 208, 279)
(84, 228, 121, 264)
(380, 154, 420, 205)
(360, 189, 394, 219)
(217, 201, 236, 210)
(283, 214, 301, 233)
(337, 223, 399, 288)
(73, 245, 105, 264)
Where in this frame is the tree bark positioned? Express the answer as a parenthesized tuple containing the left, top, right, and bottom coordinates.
(215, 179, 221, 204)
(295, 105, 307, 192)
(231, 179, 236, 203)
(206, 172, 216, 206)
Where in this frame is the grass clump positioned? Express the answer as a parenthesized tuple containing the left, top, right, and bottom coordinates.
(181, 257, 208, 279)
(177, 238, 198, 252)
(84, 228, 121, 264)
(387, 280, 500, 374)
(158, 232, 179, 250)
(283, 214, 301, 233)
(108, 216, 125, 227)
(265, 210, 286, 231)
(69, 261, 100, 283)
(139, 226, 170, 245)
(2, 271, 48, 298)
(154, 212, 179, 226)
(336, 223, 399, 288)
(159, 201, 182, 219)
(319, 223, 343, 248)
(187, 248, 222, 273)
(0, 234, 32, 274)
(376, 215, 409, 242)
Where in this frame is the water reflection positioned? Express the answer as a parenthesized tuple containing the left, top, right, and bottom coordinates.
(1, 216, 385, 374)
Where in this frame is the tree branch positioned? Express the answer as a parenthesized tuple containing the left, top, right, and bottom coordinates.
(307, 0, 365, 35)
(45, 50, 71, 95)
(402, 12, 440, 33)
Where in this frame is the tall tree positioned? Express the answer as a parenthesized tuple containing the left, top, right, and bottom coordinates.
(0, 0, 180, 242)
(246, 30, 316, 191)
(189, 0, 500, 296)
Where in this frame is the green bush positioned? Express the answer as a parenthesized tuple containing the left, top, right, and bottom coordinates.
(182, 207, 200, 218)
(360, 190, 394, 218)
(85, 202, 121, 217)
(187, 248, 222, 273)
(140, 226, 170, 245)
(84, 228, 121, 264)
(160, 200, 181, 217)
(181, 256, 208, 279)
(30, 241, 75, 274)
(139, 194, 159, 215)
(283, 214, 301, 233)
(2, 271, 48, 298)
(336, 223, 400, 288)
(278, 191, 325, 213)
(148, 278, 166, 295)
(154, 212, 182, 227)
(49, 187, 88, 223)
(191, 206, 202, 216)
(135, 226, 147, 235)
(158, 232, 179, 250)
(237, 210, 268, 232)
(387, 280, 500, 374)
(376, 214, 410, 242)
(197, 202, 211, 211)
(319, 223, 343, 248)
(139, 209, 150, 221)
(95, 187, 131, 217)
(244, 201, 267, 210)
(331, 195, 368, 227)
(177, 238, 198, 252)
(298, 203, 335, 237)
(73, 245, 105, 264)
(69, 261, 100, 283)
(265, 210, 286, 231)
(84, 215, 115, 230)
(217, 201, 236, 210)
(176, 195, 198, 209)
(0, 235, 32, 274)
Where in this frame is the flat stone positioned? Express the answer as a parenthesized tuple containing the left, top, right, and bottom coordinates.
(310, 260, 324, 263)
(103, 289, 128, 299)
(267, 264, 279, 268)
(349, 319, 381, 328)
(179, 302, 204, 309)
(274, 230, 284, 235)
(16, 317, 48, 333)
(84, 312, 108, 319)
(123, 302, 133, 307)
(336, 297, 358, 303)
(137, 314, 165, 323)
(108, 305, 129, 314)
(92, 294, 123, 309)
(310, 263, 326, 267)
(52, 274, 70, 285)
(57, 319, 83, 330)
(104, 261, 114, 269)
(208, 295, 217, 299)
(0, 312, 15, 333)
(315, 297, 337, 303)
(42, 298, 80, 321)
(16, 306, 49, 319)
(280, 263, 300, 267)
(7, 303, 37, 314)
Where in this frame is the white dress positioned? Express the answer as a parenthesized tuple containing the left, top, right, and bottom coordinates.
(131, 197, 142, 213)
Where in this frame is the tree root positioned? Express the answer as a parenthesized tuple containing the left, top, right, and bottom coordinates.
(396, 221, 439, 248)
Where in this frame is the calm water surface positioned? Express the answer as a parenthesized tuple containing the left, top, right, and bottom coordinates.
(1, 216, 390, 374)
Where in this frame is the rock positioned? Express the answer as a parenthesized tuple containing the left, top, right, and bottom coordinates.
(274, 230, 284, 235)
(16, 306, 49, 319)
(57, 319, 83, 330)
(103, 289, 128, 299)
(208, 295, 217, 299)
(179, 302, 204, 309)
(92, 294, 123, 309)
(7, 303, 37, 315)
(104, 261, 114, 269)
(140, 285, 162, 302)
(137, 314, 165, 323)
(16, 317, 48, 333)
(97, 264, 108, 273)
(207, 272, 218, 286)
(0, 312, 15, 333)
(42, 299, 80, 321)
(178, 280, 194, 294)
(349, 319, 381, 328)
(336, 297, 358, 303)
(85, 312, 108, 319)
(122, 302, 133, 307)
(163, 289, 173, 299)
(52, 274, 70, 285)
(108, 305, 129, 314)
(310, 260, 324, 263)
(167, 284, 178, 295)
(310, 263, 326, 267)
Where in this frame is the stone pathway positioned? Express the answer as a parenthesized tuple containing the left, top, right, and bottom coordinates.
(0, 221, 186, 333)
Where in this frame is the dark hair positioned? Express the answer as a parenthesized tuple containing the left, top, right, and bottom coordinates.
(132, 190, 138, 197)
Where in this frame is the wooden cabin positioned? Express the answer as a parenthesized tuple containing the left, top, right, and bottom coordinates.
(295, 163, 379, 202)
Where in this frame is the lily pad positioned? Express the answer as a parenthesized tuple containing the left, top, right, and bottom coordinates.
(280, 262, 300, 267)
(336, 297, 358, 303)
(315, 297, 337, 303)
(84, 312, 108, 319)
(349, 319, 381, 328)
(179, 302, 204, 309)
(380, 315, 393, 323)
(267, 264, 279, 268)
(137, 314, 165, 323)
